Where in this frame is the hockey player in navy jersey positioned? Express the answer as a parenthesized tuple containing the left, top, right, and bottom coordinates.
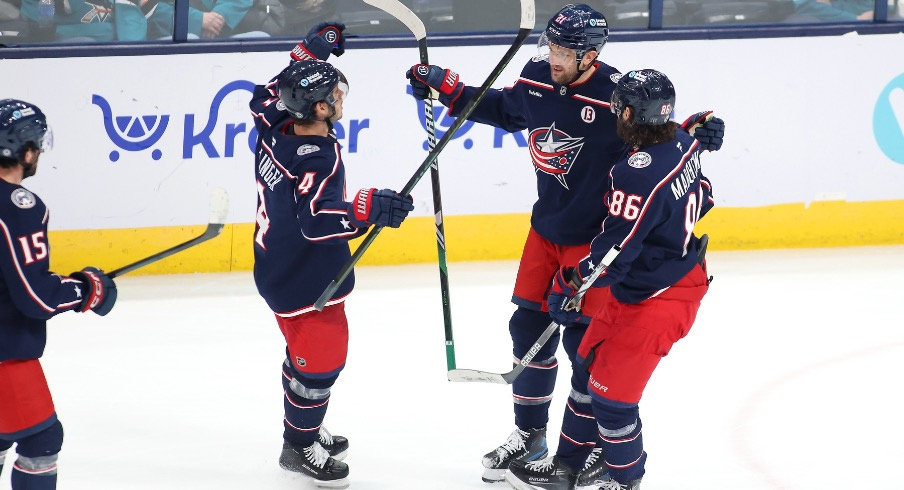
(0, 99, 117, 490)
(250, 25, 414, 488)
(508, 69, 715, 490)
(405, 3, 724, 484)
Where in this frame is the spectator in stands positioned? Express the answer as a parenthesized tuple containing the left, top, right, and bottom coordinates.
(147, 0, 267, 39)
(17, 0, 150, 42)
(232, 0, 334, 38)
(789, 0, 876, 21)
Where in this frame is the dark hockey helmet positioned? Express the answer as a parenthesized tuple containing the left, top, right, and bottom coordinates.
(0, 99, 52, 159)
(611, 69, 676, 125)
(540, 3, 609, 60)
(278, 60, 349, 121)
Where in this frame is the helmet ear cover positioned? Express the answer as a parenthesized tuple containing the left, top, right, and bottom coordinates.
(611, 69, 676, 126)
(277, 60, 346, 121)
(0, 99, 50, 160)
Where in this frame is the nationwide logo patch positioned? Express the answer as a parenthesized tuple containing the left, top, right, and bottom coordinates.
(11, 188, 36, 209)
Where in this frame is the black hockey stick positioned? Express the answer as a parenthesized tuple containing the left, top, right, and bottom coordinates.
(314, 0, 536, 311)
(362, 0, 457, 370)
(108, 187, 229, 279)
(447, 245, 621, 384)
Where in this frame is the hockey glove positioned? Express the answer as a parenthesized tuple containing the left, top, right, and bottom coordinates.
(406, 64, 464, 103)
(349, 188, 415, 229)
(681, 111, 725, 151)
(290, 22, 346, 62)
(70, 267, 117, 316)
(547, 267, 582, 326)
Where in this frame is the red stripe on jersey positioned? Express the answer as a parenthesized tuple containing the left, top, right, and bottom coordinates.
(517, 77, 555, 90)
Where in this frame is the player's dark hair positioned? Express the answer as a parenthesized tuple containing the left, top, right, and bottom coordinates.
(0, 141, 36, 168)
(617, 119, 678, 149)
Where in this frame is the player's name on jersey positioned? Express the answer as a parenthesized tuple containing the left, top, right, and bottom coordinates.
(258, 151, 284, 191)
(670, 151, 702, 200)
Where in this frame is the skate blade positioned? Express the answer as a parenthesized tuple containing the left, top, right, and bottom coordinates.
(481, 467, 507, 483)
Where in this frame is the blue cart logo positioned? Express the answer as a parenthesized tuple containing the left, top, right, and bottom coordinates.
(92, 94, 170, 162)
(873, 73, 904, 165)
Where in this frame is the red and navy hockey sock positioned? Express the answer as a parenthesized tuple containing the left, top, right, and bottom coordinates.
(281, 360, 336, 449)
(592, 399, 647, 483)
(510, 307, 559, 430)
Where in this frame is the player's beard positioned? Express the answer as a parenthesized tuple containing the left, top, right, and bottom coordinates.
(550, 61, 580, 86)
(23, 162, 37, 178)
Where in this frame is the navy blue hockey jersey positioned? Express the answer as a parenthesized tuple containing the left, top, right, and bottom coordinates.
(445, 59, 629, 246)
(0, 179, 87, 361)
(577, 130, 714, 304)
(249, 73, 368, 315)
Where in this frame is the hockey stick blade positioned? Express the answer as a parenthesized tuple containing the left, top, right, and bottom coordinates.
(447, 245, 621, 384)
(108, 187, 229, 279)
(363, 0, 425, 40)
(313, 0, 536, 311)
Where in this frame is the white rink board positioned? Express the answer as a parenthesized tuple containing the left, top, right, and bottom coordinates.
(2, 32, 904, 231)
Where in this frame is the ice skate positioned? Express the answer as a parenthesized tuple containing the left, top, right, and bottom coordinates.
(574, 473, 641, 490)
(505, 455, 576, 490)
(574, 447, 610, 490)
(318, 426, 349, 461)
(279, 441, 349, 489)
(481, 427, 548, 483)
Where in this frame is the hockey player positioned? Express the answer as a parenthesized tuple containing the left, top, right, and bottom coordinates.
(249, 31, 414, 488)
(511, 69, 715, 490)
(0, 99, 117, 490)
(405, 3, 724, 484)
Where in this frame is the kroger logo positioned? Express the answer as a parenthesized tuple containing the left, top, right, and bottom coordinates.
(93, 80, 370, 162)
(873, 72, 904, 165)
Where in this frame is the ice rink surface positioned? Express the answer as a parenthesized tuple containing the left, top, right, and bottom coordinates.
(2, 245, 903, 489)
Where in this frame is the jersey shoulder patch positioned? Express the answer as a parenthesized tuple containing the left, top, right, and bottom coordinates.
(297, 144, 321, 156)
(11, 188, 36, 209)
(628, 152, 652, 169)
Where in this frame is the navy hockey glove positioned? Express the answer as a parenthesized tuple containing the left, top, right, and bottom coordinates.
(290, 22, 346, 62)
(70, 267, 117, 316)
(406, 64, 464, 103)
(350, 188, 415, 228)
(547, 267, 582, 326)
(682, 111, 725, 151)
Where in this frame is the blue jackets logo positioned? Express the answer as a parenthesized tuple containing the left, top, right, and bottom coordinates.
(94, 80, 370, 162)
(528, 123, 584, 189)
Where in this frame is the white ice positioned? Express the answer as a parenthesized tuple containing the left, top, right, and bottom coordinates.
(2, 246, 903, 489)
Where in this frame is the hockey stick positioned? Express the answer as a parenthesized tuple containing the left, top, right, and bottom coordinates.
(108, 187, 229, 279)
(362, 0, 457, 370)
(446, 245, 621, 384)
(314, 0, 536, 311)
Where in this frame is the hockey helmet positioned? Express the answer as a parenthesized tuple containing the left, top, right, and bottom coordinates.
(611, 69, 676, 125)
(539, 4, 609, 62)
(0, 99, 52, 159)
(278, 60, 348, 121)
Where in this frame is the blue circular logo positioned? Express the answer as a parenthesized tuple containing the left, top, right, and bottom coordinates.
(873, 72, 904, 164)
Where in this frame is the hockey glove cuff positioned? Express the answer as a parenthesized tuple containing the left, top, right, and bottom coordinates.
(406, 64, 464, 105)
(350, 188, 415, 229)
(682, 111, 725, 151)
(70, 267, 117, 316)
(291, 22, 346, 62)
(547, 267, 582, 326)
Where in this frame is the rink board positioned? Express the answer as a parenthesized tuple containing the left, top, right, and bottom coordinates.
(0, 33, 901, 274)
